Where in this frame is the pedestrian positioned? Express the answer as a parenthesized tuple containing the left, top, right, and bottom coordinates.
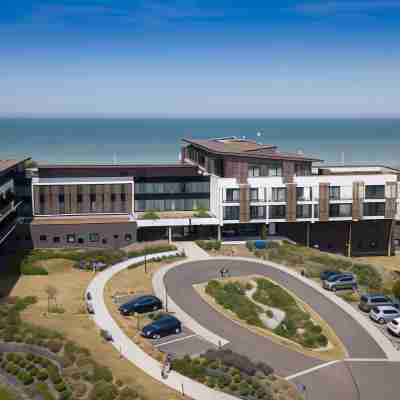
(220, 268, 224, 279)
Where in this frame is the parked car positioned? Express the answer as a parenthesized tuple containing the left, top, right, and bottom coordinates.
(118, 295, 162, 316)
(320, 270, 341, 281)
(141, 315, 182, 339)
(387, 317, 400, 336)
(322, 273, 357, 291)
(370, 306, 400, 324)
(359, 294, 395, 313)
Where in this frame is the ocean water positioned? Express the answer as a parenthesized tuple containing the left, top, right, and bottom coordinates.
(1, 117, 400, 166)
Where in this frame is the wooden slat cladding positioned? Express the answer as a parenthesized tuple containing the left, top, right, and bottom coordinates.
(126, 184, 133, 213)
(319, 183, 329, 221)
(51, 185, 60, 215)
(282, 161, 295, 183)
(239, 184, 250, 222)
(352, 181, 364, 220)
(43, 186, 52, 215)
(70, 185, 78, 214)
(33, 186, 40, 215)
(95, 184, 104, 213)
(385, 182, 397, 219)
(224, 159, 248, 183)
(82, 185, 91, 214)
(286, 183, 297, 222)
(104, 184, 111, 213)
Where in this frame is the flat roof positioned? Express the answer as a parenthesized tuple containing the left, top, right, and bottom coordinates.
(38, 162, 194, 169)
(183, 137, 321, 162)
(32, 216, 131, 225)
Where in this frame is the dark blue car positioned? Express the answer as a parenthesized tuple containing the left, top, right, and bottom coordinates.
(118, 295, 162, 316)
(141, 315, 182, 339)
(320, 270, 341, 281)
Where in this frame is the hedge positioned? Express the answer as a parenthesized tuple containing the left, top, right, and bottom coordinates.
(126, 244, 177, 259)
(195, 240, 221, 251)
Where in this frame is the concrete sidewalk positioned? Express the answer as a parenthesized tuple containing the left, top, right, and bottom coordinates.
(86, 251, 238, 400)
(175, 241, 210, 259)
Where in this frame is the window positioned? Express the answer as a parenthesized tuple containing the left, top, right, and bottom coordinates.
(329, 186, 340, 200)
(296, 205, 312, 218)
(268, 165, 282, 177)
(121, 193, 126, 202)
(249, 166, 260, 177)
(77, 194, 83, 203)
(250, 206, 265, 219)
(269, 205, 286, 219)
(271, 188, 286, 202)
(40, 235, 47, 241)
(296, 187, 312, 201)
(78, 237, 84, 244)
(39, 194, 45, 203)
(111, 193, 116, 202)
(102, 238, 108, 244)
(365, 185, 385, 199)
(58, 194, 65, 204)
(66, 234, 76, 243)
(226, 189, 240, 202)
(53, 236, 60, 243)
(295, 163, 311, 176)
(89, 233, 99, 242)
(363, 203, 385, 217)
(250, 188, 259, 201)
(113, 234, 119, 239)
(329, 204, 352, 217)
(223, 206, 240, 220)
(125, 233, 132, 241)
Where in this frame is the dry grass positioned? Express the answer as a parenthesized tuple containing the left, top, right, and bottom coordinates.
(6, 258, 184, 400)
(194, 275, 347, 362)
(206, 243, 256, 258)
(356, 255, 400, 274)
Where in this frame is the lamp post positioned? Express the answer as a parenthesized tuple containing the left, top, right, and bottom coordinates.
(144, 254, 147, 274)
(165, 282, 169, 313)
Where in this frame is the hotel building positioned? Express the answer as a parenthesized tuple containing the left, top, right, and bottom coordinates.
(27, 137, 400, 256)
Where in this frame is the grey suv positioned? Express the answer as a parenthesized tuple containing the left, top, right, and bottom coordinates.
(322, 273, 357, 291)
(359, 294, 395, 312)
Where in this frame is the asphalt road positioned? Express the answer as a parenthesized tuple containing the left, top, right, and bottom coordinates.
(164, 259, 386, 377)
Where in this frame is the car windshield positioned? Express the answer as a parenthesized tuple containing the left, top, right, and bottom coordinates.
(327, 275, 341, 282)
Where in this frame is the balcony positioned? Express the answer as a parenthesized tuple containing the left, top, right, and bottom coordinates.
(269, 205, 286, 220)
(365, 186, 385, 200)
(0, 200, 22, 223)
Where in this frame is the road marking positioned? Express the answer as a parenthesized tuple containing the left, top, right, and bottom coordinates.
(345, 358, 396, 362)
(154, 334, 198, 348)
(285, 360, 341, 380)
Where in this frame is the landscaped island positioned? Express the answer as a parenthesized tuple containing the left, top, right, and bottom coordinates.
(196, 276, 346, 360)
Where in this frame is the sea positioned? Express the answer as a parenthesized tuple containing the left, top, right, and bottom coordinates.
(1, 117, 400, 166)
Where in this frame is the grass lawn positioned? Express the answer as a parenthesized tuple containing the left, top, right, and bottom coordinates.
(5, 254, 185, 400)
(196, 276, 347, 361)
(0, 386, 19, 400)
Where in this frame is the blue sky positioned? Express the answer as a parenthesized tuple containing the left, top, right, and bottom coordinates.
(1, 0, 400, 117)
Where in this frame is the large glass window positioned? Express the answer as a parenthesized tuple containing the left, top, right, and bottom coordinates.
(329, 186, 341, 200)
(296, 187, 312, 201)
(365, 185, 385, 199)
(268, 165, 282, 177)
(269, 205, 286, 219)
(223, 206, 240, 220)
(296, 204, 312, 218)
(250, 188, 259, 201)
(135, 198, 209, 212)
(248, 166, 261, 177)
(250, 206, 266, 219)
(226, 189, 240, 202)
(329, 204, 352, 217)
(271, 188, 286, 202)
(363, 203, 385, 217)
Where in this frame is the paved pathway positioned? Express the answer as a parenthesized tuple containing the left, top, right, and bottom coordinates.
(175, 241, 210, 259)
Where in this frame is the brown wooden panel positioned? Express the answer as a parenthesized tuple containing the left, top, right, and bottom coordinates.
(126, 183, 133, 214)
(282, 161, 295, 183)
(385, 182, 397, 219)
(286, 183, 297, 222)
(51, 185, 60, 215)
(96, 184, 104, 213)
(112, 184, 122, 213)
(33, 186, 41, 215)
(64, 185, 71, 214)
(82, 184, 91, 214)
(239, 184, 250, 222)
(352, 181, 363, 220)
(104, 184, 111, 213)
(43, 186, 51, 215)
(319, 183, 329, 221)
(70, 185, 78, 214)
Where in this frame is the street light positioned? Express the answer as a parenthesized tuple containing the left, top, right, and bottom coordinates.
(144, 255, 147, 273)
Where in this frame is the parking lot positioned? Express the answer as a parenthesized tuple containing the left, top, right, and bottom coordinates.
(113, 293, 215, 358)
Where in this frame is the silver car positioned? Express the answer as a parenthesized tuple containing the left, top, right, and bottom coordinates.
(370, 306, 400, 324)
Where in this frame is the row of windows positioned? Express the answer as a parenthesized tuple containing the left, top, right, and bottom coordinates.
(39, 232, 134, 244)
(223, 205, 287, 220)
(135, 181, 209, 194)
(135, 198, 210, 212)
(248, 163, 312, 178)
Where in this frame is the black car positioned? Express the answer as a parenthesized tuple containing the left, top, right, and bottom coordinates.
(118, 295, 162, 316)
(320, 270, 341, 281)
(141, 315, 182, 339)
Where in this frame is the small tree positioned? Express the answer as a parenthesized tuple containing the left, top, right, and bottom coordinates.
(45, 285, 58, 312)
(393, 280, 400, 300)
(260, 224, 267, 240)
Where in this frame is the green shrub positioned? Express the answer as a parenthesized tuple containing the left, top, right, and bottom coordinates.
(37, 370, 49, 381)
(17, 370, 34, 385)
(47, 364, 62, 384)
(55, 382, 66, 392)
(118, 386, 139, 400)
(195, 240, 221, 251)
(26, 353, 34, 362)
(90, 364, 113, 383)
(193, 208, 210, 218)
(393, 280, 400, 300)
(89, 381, 119, 400)
(47, 339, 63, 353)
(141, 210, 160, 220)
(6, 353, 16, 362)
(36, 382, 56, 400)
(351, 263, 382, 289)
(14, 296, 38, 311)
(246, 241, 256, 251)
(20, 262, 48, 275)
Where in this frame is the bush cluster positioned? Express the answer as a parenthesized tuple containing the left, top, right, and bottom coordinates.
(351, 263, 382, 290)
(195, 240, 222, 251)
(126, 243, 177, 258)
(205, 280, 263, 326)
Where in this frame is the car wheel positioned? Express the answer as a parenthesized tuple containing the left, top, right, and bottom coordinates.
(153, 305, 158, 311)
(153, 334, 161, 340)
(332, 286, 337, 292)
(379, 318, 386, 325)
(175, 327, 181, 334)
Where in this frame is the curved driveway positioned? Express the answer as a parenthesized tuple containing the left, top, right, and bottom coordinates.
(164, 259, 386, 377)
